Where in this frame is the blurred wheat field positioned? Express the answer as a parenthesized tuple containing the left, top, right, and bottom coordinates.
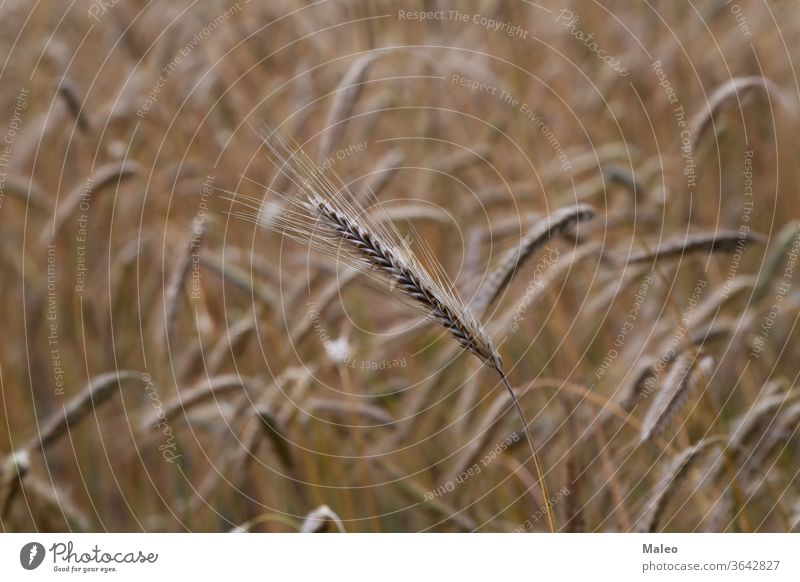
(1, 0, 800, 532)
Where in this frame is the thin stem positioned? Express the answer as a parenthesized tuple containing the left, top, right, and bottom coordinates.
(499, 373, 556, 533)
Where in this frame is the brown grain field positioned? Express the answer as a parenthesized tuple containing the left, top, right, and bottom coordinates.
(1, 0, 800, 533)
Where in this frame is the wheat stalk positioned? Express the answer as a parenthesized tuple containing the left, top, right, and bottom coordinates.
(231, 133, 556, 530)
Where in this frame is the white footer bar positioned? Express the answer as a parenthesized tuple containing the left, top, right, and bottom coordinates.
(0, 533, 796, 581)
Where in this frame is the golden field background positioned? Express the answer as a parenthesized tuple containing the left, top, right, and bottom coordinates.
(1, 0, 800, 532)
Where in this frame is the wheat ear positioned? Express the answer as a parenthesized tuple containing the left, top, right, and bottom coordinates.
(309, 194, 555, 530)
(637, 438, 720, 532)
(640, 354, 714, 443)
(472, 203, 595, 314)
(27, 371, 139, 454)
(690, 76, 796, 153)
(309, 194, 497, 364)
(233, 133, 556, 530)
(626, 231, 765, 265)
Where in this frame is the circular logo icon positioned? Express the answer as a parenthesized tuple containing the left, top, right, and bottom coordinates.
(20, 542, 46, 570)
